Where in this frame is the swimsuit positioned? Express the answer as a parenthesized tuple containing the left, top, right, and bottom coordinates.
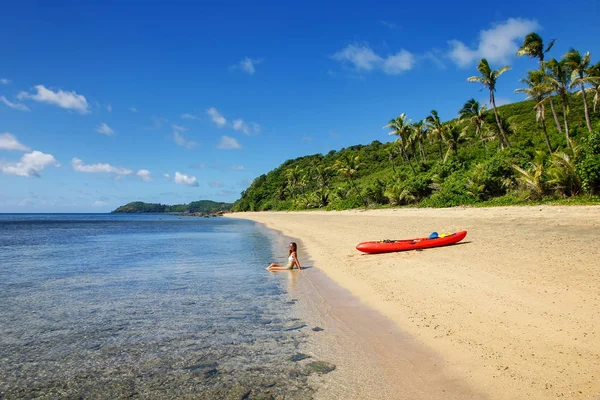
(286, 254, 295, 269)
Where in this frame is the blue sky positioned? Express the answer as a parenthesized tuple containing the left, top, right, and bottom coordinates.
(1, 0, 599, 212)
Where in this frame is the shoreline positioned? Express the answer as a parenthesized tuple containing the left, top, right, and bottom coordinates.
(226, 205, 600, 400)
(255, 222, 483, 399)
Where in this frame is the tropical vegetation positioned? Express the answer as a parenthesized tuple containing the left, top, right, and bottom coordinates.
(233, 34, 600, 211)
(112, 200, 233, 213)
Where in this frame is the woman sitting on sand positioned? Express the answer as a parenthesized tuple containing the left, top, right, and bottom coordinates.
(266, 242, 301, 271)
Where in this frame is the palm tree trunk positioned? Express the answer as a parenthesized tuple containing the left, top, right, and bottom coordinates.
(560, 92, 571, 147)
(402, 147, 416, 174)
(419, 141, 426, 166)
(348, 178, 368, 208)
(548, 97, 563, 134)
(580, 82, 593, 132)
(476, 125, 488, 152)
(491, 93, 511, 149)
(540, 117, 553, 153)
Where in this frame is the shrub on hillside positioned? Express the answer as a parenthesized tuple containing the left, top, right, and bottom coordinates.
(576, 126, 600, 195)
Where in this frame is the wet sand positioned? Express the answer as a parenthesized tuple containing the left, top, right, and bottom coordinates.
(227, 206, 600, 400)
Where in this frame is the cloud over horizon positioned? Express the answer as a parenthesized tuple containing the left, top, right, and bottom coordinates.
(0, 96, 30, 111)
(217, 135, 241, 150)
(173, 172, 199, 186)
(1, 151, 60, 177)
(207, 107, 227, 127)
(448, 18, 540, 67)
(231, 57, 263, 75)
(71, 158, 133, 175)
(96, 123, 115, 136)
(18, 85, 90, 114)
(332, 44, 415, 75)
(0, 133, 30, 151)
(173, 131, 198, 148)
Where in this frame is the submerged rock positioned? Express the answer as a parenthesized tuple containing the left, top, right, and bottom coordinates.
(282, 323, 307, 332)
(311, 327, 324, 332)
(305, 361, 336, 375)
(225, 383, 251, 400)
(184, 361, 218, 378)
(290, 353, 311, 362)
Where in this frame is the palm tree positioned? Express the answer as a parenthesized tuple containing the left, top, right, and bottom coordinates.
(334, 154, 368, 207)
(467, 58, 512, 149)
(545, 58, 572, 145)
(441, 121, 466, 162)
(515, 70, 554, 152)
(385, 114, 416, 174)
(459, 98, 488, 149)
(584, 62, 600, 113)
(564, 49, 594, 132)
(285, 166, 303, 197)
(385, 146, 397, 173)
(411, 120, 428, 166)
(312, 164, 332, 189)
(425, 110, 445, 158)
(517, 32, 556, 66)
(515, 33, 563, 135)
(512, 151, 548, 199)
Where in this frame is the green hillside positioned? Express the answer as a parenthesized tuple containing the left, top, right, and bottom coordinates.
(112, 200, 233, 213)
(233, 90, 600, 211)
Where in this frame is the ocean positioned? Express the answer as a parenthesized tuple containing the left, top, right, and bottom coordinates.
(0, 214, 323, 399)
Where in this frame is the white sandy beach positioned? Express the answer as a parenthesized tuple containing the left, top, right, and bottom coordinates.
(227, 206, 600, 400)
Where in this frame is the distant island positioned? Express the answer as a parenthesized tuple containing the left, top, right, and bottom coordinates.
(111, 200, 233, 214)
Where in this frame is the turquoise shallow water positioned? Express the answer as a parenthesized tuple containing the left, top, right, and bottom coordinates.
(0, 214, 324, 399)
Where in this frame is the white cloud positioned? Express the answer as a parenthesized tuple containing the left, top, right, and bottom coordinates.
(232, 119, 249, 134)
(301, 136, 313, 142)
(207, 107, 227, 127)
(332, 44, 383, 71)
(172, 124, 187, 132)
(448, 18, 540, 68)
(136, 169, 152, 182)
(71, 158, 133, 175)
(106, 104, 112, 112)
(174, 172, 199, 186)
(0, 78, 10, 85)
(93, 200, 109, 207)
(181, 113, 200, 120)
(332, 43, 415, 74)
(0, 133, 30, 151)
(382, 50, 416, 75)
(1, 150, 60, 177)
(96, 122, 115, 136)
(163, 173, 171, 179)
(173, 131, 198, 148)
(233, 119, 260, 135)
(217, 135, 241, 150)
(0, 96, 30, 111)
(17, 85, 89, 114)
(230, 165, 245, 171)
(130, 107, 138, 112)
(233, 57, 263, 75)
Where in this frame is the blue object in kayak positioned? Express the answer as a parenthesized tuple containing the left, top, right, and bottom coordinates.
(429, 232, 439, 239)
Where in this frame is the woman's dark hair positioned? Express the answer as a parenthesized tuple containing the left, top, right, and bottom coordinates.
(288, 242, 297, 256)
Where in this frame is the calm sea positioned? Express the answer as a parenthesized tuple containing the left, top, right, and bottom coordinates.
(0, 214, 320, 399)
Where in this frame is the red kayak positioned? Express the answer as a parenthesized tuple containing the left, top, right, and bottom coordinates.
(356, 230, 467, 254)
